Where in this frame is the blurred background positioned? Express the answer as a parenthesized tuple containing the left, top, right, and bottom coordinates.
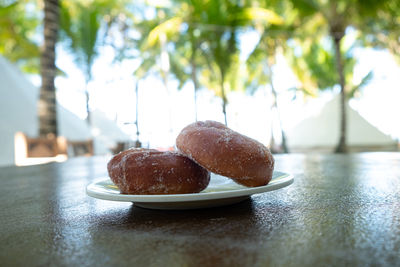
(1, 0, 399, 167)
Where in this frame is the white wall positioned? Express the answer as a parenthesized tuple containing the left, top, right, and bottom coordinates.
(287, 96, 396, 148)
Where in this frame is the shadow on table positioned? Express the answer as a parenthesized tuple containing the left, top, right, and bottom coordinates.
(86, 197, 295, 266)
(126, 198, 256, 221)
(88, 196, 294, 238)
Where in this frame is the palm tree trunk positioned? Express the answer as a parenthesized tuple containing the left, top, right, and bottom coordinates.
(333, 33, 347, 153)
(266, 61, 289, 153)
(161, 73, 174, 137)
(221, 80, 228, 126)
(190, 31, 199, 122)
(219, 69, 228, 126)
(38, 0, 59, 137)
(270, 89, 289, 153)
(269, 125, 277, 152)
(85, 82, 91, 126)
(135, 80, 140, 144)
(159, 31, 173, 138)
(191, 54, 199, 122)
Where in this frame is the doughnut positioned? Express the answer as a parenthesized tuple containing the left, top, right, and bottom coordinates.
(176, 121, 274, 187)
(107, 148, 210, 194)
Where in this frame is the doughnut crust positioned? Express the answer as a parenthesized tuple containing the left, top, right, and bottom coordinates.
(176, 121, 274, 187)
(107, 148, 210, 194)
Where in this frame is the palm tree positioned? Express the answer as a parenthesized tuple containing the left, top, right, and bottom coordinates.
(247, 38, 289, 153)
(199, 0, 240, 126)
(38, 0, 59, 137)
(60, 0, 130, 125)
(290, 0, 389, 153)
(144, 0, 209, 122)
(165, 0, 205, 121)
(245, 4, 290, 152)
(144, 1, 283, 126)
(131, 46, 157, 146)
(135, 11, 177, 136)
(59, 1, 101, 125)
(204, 3, 284, 125)
(145, 1, 236, 125)
(193, 2, 283, 126)
(288, 39, 374, 138)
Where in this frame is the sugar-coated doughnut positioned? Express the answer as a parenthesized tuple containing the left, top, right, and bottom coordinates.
(107, 148, 210, 194)
(176, 121, 274, 187)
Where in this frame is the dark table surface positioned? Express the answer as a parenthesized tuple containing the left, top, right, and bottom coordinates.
(1, 153, 399, 266)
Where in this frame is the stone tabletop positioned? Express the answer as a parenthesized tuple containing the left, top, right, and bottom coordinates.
(0, 153, 399, 266)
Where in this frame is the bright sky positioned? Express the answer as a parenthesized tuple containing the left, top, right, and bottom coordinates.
(29, 32, 400, 149)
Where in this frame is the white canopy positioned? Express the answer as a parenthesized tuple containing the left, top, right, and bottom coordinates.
(287, 95, 397, 149)
(0, 56, 131, 166)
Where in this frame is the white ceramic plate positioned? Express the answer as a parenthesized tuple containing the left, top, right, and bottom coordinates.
(86, 171, 293, 210)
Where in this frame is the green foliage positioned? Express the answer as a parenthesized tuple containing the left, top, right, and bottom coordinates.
(287, 37, 371, 96)
(237, 7, 283, 26)
(133, 12, 172, 81)
(1, 0, 397, 107)
(59, 0, 131, 82)
(348, 71, 373, 98)
(286, 0, 390, 99)
(291, 41, 338, 92)
(139, 0, 283, 99)
(147, 17, 183, 47)
(0, 0, 40, 73)
(244, 0, 292, 96)
(290, 0, 389, 31)
(361, 1, 400, 64)
(246, 37, 275, 95)
(60, 1, 102, 82)
(168, 42, 191, 90)
(196, 1, 283, 97)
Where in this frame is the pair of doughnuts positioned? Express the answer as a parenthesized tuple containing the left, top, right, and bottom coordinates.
(107, 121, 274, 194)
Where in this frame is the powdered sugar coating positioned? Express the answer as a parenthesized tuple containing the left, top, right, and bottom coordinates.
(107, 148, 210, 194)
(176, 121, 274, 187)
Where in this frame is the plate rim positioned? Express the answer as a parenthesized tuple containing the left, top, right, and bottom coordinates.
(86, 171, 294, 203)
